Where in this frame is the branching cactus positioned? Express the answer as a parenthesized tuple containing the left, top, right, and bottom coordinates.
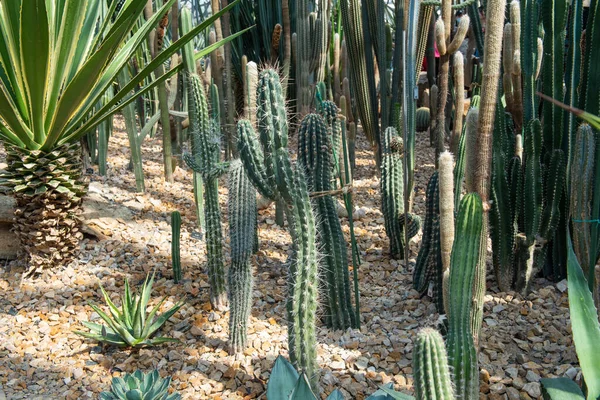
(227, 160, 257, 354)
(298, 113, 356, 330)
(447, 193, 483, 399)
(432, 0, 470, 156)
(237, 68, 319, 390)
(413, 328, 454, 400)
(184, 74, 228, 311)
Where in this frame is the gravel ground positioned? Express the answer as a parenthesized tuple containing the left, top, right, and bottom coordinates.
(0, 117, 580, 399)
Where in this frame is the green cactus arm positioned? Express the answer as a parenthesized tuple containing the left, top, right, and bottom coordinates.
(171, 211, 182, 283)
(236, 119, 278, 201)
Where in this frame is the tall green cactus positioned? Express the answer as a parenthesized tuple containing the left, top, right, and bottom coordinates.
(381, 127, 408, 259)
(171, 211, 182, 284)
(236, 68, 319, 391)
(184, 74, 228, 311)
(228, 159, 257, 354)
(447, 193, 483, 399)
(298, 113, 356, 330)
(413, 328, 454, 400)
(413, 172, 443, 311)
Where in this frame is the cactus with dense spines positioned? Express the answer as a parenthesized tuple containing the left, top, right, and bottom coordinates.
(447, 193, 483, 399)
(228, 160, 257, 354)
(184, 74, 228, 311)
(244, 61, 259, 124)
(171, 211, 182, 284)
(414, 172, 443, 311)
(430, 84, 439, 145)
(320, 101, 344, 183)
(438, 152, 455, 284)
(298, 114, 355, 330)
(413, 328, 454, 400)
(451, 53, 465, 153)
(236, 68, 320, 390)
(416, 107, 431, 132)
(381, 127, 406, 259)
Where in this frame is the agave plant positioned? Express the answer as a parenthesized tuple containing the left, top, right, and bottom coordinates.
(0, 0, 244, 275)
(75, 272, 183, 347)
(100, 369, 181, 400)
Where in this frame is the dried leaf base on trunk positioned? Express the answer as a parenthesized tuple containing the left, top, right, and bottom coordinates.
(2, 143, 87, 276)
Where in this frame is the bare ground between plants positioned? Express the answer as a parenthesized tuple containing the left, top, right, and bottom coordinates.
(0, 117, 580, 399)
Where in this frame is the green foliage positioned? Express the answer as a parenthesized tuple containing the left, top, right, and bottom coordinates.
(0, 0, 243, 151)
(413, 328, 453, 400)
(266, 356, 413, 400)
(75, 273, 183, 348)
(99, 370, 180, 400)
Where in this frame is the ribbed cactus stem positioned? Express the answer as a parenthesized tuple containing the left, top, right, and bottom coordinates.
(381, 127, 406, 259)
(298, 113, 355, 330)
(413, 328, 454, 400)
(171, 211, 182, 283)
(464, 108, 480, 193)
(185, 73, 227, 311)
(430, 84, 439, 145)
(447, 193, 483, 399)
(438, 152, 455, 285)
(503, 24, 514, 115)
(570, 124, 595, 277)
(536, 38, 543, 80)
(452, 53, 465, 153)
(228, 160, 256, 354)
(237, 120, 277, 201)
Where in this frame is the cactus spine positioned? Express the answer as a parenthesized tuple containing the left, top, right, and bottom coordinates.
(237, 68, 319, 390)
(447, 193, 483, 399)
(298, 113, 356, 330)
(413, 328, 454, 400)
(171, 211, 182, 283)
(184, 74, 228, 311)
(228, 160, 257, 354)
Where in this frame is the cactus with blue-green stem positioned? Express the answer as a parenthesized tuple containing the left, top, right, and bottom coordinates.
(171, 211, 182, 283)
(228, 159, 257, 354)
(184, 74, 228, 311)
(298, 113, 356, 330)
(237, 68, 319, 390)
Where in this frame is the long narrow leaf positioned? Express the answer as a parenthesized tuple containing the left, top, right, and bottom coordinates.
(20, 0, 49, 143)
(567, 235, 600, 400)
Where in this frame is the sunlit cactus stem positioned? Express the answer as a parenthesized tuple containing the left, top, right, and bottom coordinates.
(413, 328, 454, 400)
(171, 211, 182, 283)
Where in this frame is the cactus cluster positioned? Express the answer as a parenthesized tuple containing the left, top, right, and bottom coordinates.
(237, 68, 319, 390)
(184, 74, 228, 311)
(298, 113, 356, 330)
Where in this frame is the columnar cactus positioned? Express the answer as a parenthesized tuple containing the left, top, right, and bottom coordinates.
(381, 127, 418, 259)
(413, 328, 454, 400)
(228, 160, 257, 354)
(438, 152, 455, 313)
(298, 113, 356, 330)
(171, 211, 182, 284)
(447, 193, 483, 399)
(413, 172, 443, 311)
(236, 68, 319, 390)
(184, 74, 228, 311)
(451, 53, 465, 153)
(320, 100, 343, 182)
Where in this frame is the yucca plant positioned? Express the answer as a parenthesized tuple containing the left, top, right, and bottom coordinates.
(100, 369, 181, 400)
(0, 0, 244, 275)
(75, 272, 183, 347)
